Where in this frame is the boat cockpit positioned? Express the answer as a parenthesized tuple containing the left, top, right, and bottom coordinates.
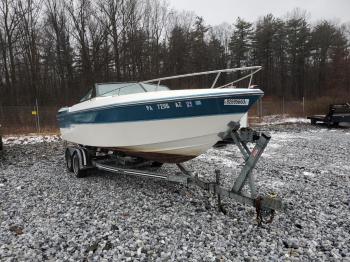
(80, 83, 170, 102)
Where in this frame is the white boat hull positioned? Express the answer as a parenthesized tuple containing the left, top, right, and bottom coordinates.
(60, 113, 243, 162)
(58, 87, 263, 162)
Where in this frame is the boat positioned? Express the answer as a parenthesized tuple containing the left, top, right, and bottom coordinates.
(57, 66, 263, 163)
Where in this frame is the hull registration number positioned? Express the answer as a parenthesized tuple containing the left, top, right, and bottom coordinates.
(224, 99, 249, 106)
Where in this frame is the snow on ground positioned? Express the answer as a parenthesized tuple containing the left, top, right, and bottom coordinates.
(0, 123, 350, 261)
(3, 135, 60, 145)
(252, 115, 310, 126)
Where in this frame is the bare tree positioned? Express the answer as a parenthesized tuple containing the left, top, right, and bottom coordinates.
(97, 0, 123, 80)
(65, 0, 93, 88)
(0, 1, 349, 111)
(43, 0, 74, 103)
(0, 0, 21, 88)
(16, 0, 42, 104)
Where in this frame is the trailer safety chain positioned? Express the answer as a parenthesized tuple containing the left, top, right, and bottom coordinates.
(255, 196, 264, 226)
(215, 170, 227, 215)
(266, 210, 275, 224)
(265, 192, 277, 224)
(255, 196, 276, 226)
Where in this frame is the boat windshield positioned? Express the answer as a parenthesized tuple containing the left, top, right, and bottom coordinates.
(96, 83, 145, 97)
(80, 83, 170, 102)
(140, 83, 169, 92)
(95, 83, 169, 97)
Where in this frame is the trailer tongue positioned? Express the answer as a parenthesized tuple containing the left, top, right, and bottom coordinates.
(64, 122, 284, 225)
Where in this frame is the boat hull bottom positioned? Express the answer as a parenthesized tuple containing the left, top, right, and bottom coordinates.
(110, 148, 196, 163)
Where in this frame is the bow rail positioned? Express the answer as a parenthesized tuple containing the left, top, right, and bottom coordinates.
(142, 66, 262, 89)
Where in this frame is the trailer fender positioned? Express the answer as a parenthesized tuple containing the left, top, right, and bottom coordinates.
(67, 147, 88, 169)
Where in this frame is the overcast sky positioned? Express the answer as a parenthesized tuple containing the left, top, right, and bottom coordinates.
(167, 0, 350, 26)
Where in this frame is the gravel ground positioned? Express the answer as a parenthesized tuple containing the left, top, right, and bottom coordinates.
(0, 123, 349, 261)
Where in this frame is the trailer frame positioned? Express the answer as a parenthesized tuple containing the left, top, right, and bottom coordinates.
(64, 123, 284, 224)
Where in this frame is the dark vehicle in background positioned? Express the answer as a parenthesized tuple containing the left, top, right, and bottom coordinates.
(307, 103, 350, 127)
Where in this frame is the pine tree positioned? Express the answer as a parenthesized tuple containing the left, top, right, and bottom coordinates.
(229, 17, 253, 75)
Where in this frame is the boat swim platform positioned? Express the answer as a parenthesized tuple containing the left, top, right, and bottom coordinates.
(64, 122, 284, 225)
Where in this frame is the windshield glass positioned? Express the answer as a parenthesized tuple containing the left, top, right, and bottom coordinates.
(96, 83, 145, 97)
(141, 83, 169, 92)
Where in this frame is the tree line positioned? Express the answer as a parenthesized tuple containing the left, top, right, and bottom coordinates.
(0, 0, 349, 107)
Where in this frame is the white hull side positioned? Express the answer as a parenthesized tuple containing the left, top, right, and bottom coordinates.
(60, 113, 243, 157)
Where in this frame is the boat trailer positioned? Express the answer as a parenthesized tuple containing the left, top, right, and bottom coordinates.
(64, 122, 284, 225)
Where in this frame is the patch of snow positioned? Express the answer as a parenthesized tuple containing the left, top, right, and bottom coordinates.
(269, 131, 313, 141)
(270, 180, 285, 188)
(197, 153, 241, 168)
(267, 143, 281, 149)
(253, 115, 309, 126)
(303, 171, 315, 177)
(3, 135, 60, 145)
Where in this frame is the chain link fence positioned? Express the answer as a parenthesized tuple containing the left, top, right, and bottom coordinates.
(0, 106, 61, 134)
(252, 95, 347, 118)
(251, 97, 307, 117)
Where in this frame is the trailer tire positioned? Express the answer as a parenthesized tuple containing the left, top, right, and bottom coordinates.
(72, 152, 87, 178)
(65, 149, 73, 172)
(310, 119, 316, 125)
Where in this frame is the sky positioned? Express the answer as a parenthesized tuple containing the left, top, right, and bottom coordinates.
(167, 0, 350, 26)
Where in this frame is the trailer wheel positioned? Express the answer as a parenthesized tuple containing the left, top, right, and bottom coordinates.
(310, 119, 316, 125)
(72, 152, 87, 178)
(65, 149, 73, 172)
